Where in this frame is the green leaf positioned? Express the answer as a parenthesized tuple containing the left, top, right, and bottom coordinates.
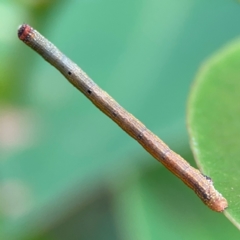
(188, 39, 240, 228)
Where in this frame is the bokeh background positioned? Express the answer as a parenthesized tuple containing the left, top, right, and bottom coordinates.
(1, 0, 240, 239)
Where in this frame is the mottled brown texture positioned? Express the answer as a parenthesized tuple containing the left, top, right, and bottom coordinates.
(18, 24, 228, 212)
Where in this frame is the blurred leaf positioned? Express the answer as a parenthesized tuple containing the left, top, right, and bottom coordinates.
(188, 39, 240, 229)
(3, 1, 192, 238)
(3, 0, 240, 239)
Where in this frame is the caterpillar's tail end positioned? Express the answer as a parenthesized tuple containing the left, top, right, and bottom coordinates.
(209, 193, 228, 212)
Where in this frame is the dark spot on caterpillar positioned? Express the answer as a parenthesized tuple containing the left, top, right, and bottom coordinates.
(202, 174, 213, 183)
(137, 128, 146, 140)
(68, 71, 72, 75)
(112, 111, 117, 117)
(161, 148, 170, 160)
(87, 89, 92, 94)
(192, 182, 211, 201)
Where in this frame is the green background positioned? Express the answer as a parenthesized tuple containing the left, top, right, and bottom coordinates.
(0, 0, 240, 239)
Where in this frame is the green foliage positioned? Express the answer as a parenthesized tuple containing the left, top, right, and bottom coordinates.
(188, 39, 240, 230)
(1, 0, 240, 239)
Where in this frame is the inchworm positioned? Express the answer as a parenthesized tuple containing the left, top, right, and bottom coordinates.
(18, 24, 228, 212)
